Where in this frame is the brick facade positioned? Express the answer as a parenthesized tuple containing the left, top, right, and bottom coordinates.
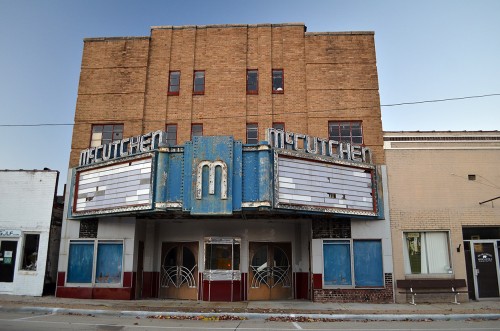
(384, 131, 500, 303)
(69, 23, 384, 168)
(314, 273, 393, 303)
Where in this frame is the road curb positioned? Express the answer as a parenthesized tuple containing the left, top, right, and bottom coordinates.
(3, 306, 499, 321)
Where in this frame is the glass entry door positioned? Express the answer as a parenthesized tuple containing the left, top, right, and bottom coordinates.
(471, 241, 500, 299)
(0, 241, 17, 283)
(160, 242, 198, 300)
(248, 242, 292, 300)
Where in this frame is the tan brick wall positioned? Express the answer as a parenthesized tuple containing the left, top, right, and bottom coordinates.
(385, 134, 500, 303)
(69, 24, 384, 167)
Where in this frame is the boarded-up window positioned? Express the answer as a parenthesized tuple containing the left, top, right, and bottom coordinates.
(67, 241, 94, 283)
(95, 242, 123, 284)
(353, 240, 383, 286)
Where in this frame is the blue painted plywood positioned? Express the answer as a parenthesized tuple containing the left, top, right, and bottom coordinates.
(353, 240, 383, 286)
(67, 241, 94, 283)
(323, 241, 352, 286)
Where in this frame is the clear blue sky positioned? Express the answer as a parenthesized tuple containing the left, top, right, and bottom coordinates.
(1, 0, 499, 194)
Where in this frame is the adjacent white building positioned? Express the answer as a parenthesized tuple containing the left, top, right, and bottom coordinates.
(0, 169, 63, 296)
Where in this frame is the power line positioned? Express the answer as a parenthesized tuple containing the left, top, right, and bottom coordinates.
(1, 93, 499, 127)
(381, 93, 500, 107)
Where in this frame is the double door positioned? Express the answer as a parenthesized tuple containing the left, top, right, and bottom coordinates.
(160, 242, 198, 300)
(248, 242, 292, 300)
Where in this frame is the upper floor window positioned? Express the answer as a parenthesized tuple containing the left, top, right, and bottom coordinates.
(193, 70, 205, 95)
(272, 122, 285, 131)
(247, 70, 258, 94)
(191, 124, 203, 139)
(328, 121, 363, 144)
(166, 124, 177, 145)
(246, 123, 258, 144)
(91, 124, 123, 147)
(272, 69, 284, 93)
(403, 232, 452, 275)
(168, 71, 180, 95)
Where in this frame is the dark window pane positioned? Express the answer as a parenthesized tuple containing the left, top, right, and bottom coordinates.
(272, 123, 285, 131)
(191, 124, 203, 138)
(166, 124, 177, 145)
(21, 234, 39, 271)
(272, 69, 284, 92)
(169, 71, 180, 93)
(92, 125, 103, 133)
(103, 125, 113, 132)
(194, 71, 205, 93)
(246, 124, 258, 144)
(247, 70, 258, 93)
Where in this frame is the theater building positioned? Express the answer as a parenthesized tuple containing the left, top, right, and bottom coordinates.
(385, 131, 500, 303)
(57, 23, 393, 302)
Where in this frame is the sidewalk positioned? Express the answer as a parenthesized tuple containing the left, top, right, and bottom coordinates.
(0, 294, 499, 321)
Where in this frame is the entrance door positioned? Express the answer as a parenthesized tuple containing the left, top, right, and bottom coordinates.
(472, 241, 500, 299)
(160, 242, 198, 300)
(248, 242, 292, 300)
(0, 241, 18, 283)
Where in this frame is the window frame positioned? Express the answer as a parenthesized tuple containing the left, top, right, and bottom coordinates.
(165, 124, 178, 146)
(90, 124, 124, 148)
(402, 231, 453, 276)
(20, 233, 40, 271)
(272, 69, 284, 94)
(66, 239, 124, 287)
(246, 123, 259, 144)
(328, 121, 363, 145)
(204, 237, 241, 272)
(168, 71, 181, 96)
(191, 124, 203, 140)
(246, 69, 259, 95)
(322, 238, 384, 289)
(193, 70, 205, 95)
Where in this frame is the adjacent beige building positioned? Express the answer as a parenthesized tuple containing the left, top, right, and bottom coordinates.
(384, 131, 500, 302)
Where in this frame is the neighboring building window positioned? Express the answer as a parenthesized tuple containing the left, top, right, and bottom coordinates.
(168, 71, 180, 95)
(247, 69, 258, 94)
(67, 240, 123, 284)
(328, 121, 363, 144)
(246, 123, 258, 144)
(323, 239, 383, 287)
(403, 232, 451, 275)
(193, 70, 205, 94)
(191, 124, 203, 139)
(272, 122, 285, 131)
(166, 124, 177, 145)
(205, 238, 240, 271)
(91, 124, 123, 147)
(21, 234, 39, 271)
(272, 69, 284, 93)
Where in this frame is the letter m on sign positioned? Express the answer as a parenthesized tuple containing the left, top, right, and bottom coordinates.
(190, 136, 234, 215)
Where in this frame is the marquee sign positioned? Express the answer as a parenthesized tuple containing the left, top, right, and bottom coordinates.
(273, 149, 378, 217)
(73, 154, 155, 216)
(266, 128, 372, 164)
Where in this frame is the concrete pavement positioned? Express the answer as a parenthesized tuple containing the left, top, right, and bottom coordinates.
(0, 294, 498, 321)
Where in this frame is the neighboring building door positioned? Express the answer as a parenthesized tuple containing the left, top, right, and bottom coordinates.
(471, 241, 500, 299)
(0, 241, 17, 283)
(160, 242, 198, 300)
(248, 242, 292, 300)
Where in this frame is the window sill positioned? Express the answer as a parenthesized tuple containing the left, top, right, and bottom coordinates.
(167, 92, 179, 96)
(192, 92, 205, 95)
(272, 90, 284, 94)
(18, 270, 37, 275)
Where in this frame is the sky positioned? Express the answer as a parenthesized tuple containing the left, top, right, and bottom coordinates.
(0, 0, 499, 194)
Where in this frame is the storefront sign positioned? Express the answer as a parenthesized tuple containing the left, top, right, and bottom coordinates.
(477, 253, 493, 263)
(79, 130, 166, 166)
(0, 230, 21, 238)
(266, 128, 372, 163)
